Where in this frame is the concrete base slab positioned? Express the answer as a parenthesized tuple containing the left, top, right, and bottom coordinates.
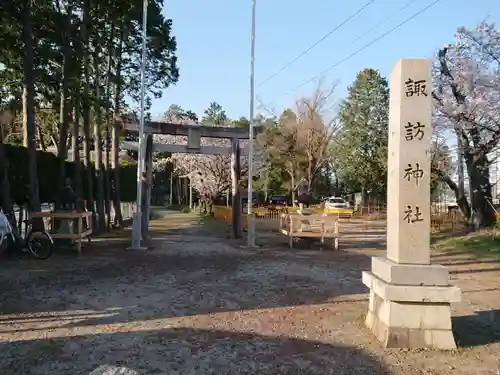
(365, 290, 457, 350)
(362, 271, 461, 303)
(363, 266, 460, 350)
(89, 365, 139, 375)
(125, 246, 148, 251)
(371, 257, 449, 286)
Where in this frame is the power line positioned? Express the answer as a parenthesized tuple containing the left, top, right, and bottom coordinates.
(349, 0, 420, 45)
(278, 0, 444, 99)
(256, 0, 375, 88)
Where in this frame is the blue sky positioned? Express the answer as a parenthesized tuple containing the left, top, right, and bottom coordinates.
(152, 0, 500, 120)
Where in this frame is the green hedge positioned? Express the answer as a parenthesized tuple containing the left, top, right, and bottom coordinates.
(3, 145, 137, 205)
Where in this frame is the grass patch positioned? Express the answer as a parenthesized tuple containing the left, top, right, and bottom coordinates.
(95, 227, 131, 239)
(433, 231, 500, 258)
(165, 204, 190, 212)
(197, 214, 232, 234)
(197, 214, 219, 226)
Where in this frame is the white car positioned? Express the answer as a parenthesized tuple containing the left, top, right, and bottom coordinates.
(325, 197, 350, 209)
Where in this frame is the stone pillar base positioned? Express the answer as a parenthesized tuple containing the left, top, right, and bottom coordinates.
(365, 290, 457, 349)
(362, 257, 461, 350)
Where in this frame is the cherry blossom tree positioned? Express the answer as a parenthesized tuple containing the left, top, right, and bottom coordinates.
(163, 104, 198, 123)
(154, 134, 250, 212)
(432, 22, 500, 228)
(152, 104, 252, 211)
(257, 84, 339, 204)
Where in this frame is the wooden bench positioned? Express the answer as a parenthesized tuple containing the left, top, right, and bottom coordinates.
(279, 213, 339, 250)
(29, 211, 93, 254)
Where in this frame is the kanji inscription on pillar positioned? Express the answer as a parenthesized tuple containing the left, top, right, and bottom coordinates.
(386, 60, 432, 265)
(362, 59, 461, 351)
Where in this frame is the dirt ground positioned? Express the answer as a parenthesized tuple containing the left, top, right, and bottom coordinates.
(0, 210, 499, 375)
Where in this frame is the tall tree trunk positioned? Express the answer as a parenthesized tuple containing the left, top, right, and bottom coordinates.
(434, 169, 471, 222)
(82, 0, 95, 225)
(111, 120, 123, 226)
(110, 26, 126, 228)
(69, 5, 82, 203)
(36, 126, 47, 151)
(290, 173, 296, 207)
(93, 50, 106, 233)
(467, 154, 496, 228)
(0, 141, 14, 226)
(456, 137, 468, 216)
(264, 169, 269, 202)
(22, 1, 42, 228)
(56, 4, 73, 209)
(103, 136, 111, 229)
(435, 132, 472, 223)
(103, 22, 115, 230)
(72, 94, 83, 207)
(307, 153, 313, 193)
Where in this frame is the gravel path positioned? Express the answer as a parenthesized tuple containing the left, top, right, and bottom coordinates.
(0, 211, 499, 374)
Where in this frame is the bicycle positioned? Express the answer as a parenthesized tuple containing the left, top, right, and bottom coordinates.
(0, 210, 54, 259)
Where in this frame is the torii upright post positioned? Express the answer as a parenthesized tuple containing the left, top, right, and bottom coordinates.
(141, 133, 154, 239)
(231, 138, 243, 238)
(121, 122, 254, 239)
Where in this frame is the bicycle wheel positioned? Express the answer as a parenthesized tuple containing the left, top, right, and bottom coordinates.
(26, 230, 54, 259)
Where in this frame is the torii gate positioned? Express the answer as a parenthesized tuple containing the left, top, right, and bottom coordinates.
(121, 121, 254, 239)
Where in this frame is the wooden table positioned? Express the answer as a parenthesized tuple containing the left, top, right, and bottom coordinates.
(29, 211, 93, 254)
(279, 213, 339, 250)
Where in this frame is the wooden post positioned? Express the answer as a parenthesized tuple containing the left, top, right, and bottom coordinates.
(231, 138, 242, 238)
(334, 219, 339, 251)
(321, 222, 325, 245)
(169, 170, 173, 205)
(78, 216, 83, 255)
(189, 177, 193, 209)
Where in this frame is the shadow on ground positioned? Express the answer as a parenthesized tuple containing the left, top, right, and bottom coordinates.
(0, 213, 370, 330)
(450, 267, 500, 275)
(339, 239, 386, 251)
(0, 327, 391, 375)
(440, 259, 500, 267)
(4, 211, 500, 373)
(453, 309, 500, 347)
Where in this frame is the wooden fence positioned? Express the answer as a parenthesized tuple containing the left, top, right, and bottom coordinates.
(212, 204, 467, 234)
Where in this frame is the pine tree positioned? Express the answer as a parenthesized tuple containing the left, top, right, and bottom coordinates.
(335, 68, 389, 199)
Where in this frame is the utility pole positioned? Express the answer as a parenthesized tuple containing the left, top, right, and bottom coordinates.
(247, 0, 257, 247)
(129, 0, 148, 250)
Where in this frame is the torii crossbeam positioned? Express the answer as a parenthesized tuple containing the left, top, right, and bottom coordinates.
(121, 121, 261, 239)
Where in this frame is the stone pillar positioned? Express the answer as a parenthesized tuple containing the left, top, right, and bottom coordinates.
(362, 59, 461, 350)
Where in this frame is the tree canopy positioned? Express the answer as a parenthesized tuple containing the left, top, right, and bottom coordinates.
(3, 6, 498, 231)
(0, 0, 179, 230)
(333, 68, 389, 199)
(432, 22, 500, 227)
